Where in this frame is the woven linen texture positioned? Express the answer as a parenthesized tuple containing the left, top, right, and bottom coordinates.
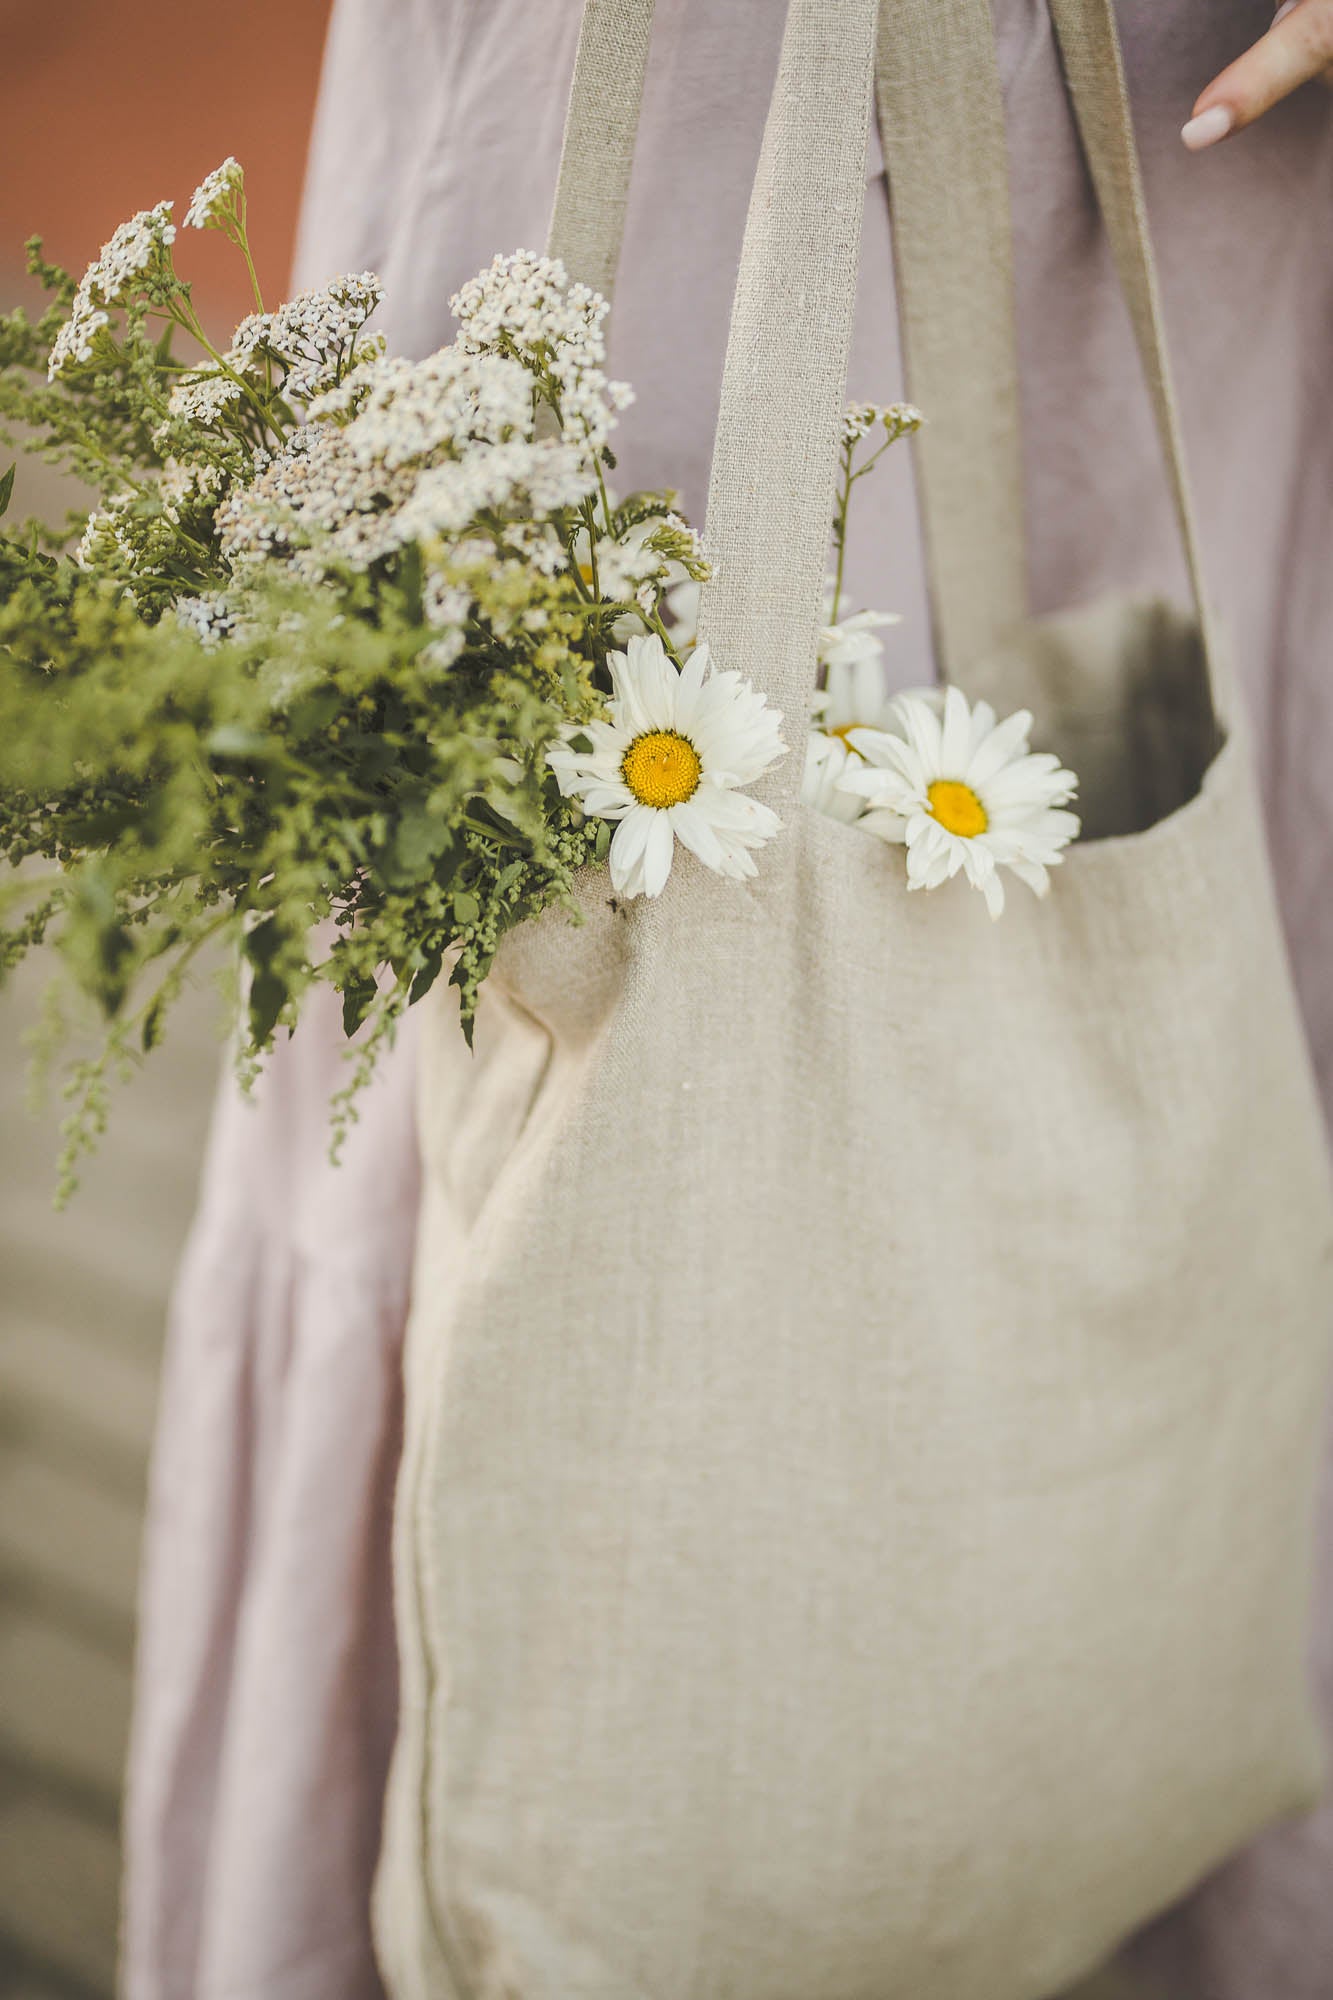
(374, 1, 1333, 1994)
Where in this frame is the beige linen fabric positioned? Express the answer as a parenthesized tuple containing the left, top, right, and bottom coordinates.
(372, 0, 1333, 1994)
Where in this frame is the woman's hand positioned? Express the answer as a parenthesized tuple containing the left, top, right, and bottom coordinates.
(1182, 0, 1333, 149)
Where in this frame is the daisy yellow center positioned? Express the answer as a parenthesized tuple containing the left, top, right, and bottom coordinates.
(927, 778, 988, 838)
(622, 730, 702, 809)
(830, 722, 867, 756)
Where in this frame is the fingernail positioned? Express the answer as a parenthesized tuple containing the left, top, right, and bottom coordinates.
(1181, 105, 1233, 150)
(1272, 1, 1300, 25)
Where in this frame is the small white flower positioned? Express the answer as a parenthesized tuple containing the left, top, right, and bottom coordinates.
(228, 274, 384, 403)
(184, 157, 244, 231)
(75, 492, 133, 569)
(841, 685, 1079, 917)
(166, 372, 243, 426)
(158, 456, 226, 515)
(172, 592, 237, 646)
(547, 632, 787, 899)
(840, 400, 923, 446)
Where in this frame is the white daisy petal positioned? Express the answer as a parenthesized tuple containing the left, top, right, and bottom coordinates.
(897, 689, 945, 776)
(641, 811, 675, 896)
(671, 641, 712, 735)
(861, 807, 909, 845)
(981, 868, 1006, 919)
(939, 684, 973, 775)
(966, 699, 999, 763)
(964, 707, 1035, 787)
(1004, 855, 1052, 898)
(802, 731, 871, 823)
(669, 800, 728, 871)
(579, 784, 635, 816)
(608, 809, 652, 896)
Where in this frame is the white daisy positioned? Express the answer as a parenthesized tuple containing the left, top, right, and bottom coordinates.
(817, 606, 900, 680)
(813, 619, 904, 740)
(546, 632, 787, 899)
(841, 684, 1079, 917)
(801, 729, 867, 823)
(803, 605, 907, 826)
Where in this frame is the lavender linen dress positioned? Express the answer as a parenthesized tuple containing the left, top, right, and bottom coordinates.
(121, 3, 1333, 1996)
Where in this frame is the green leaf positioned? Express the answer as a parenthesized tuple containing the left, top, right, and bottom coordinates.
(341, 976, 379, 1038)
(594, 818, 611, 862)
(243, 917, 288, 1043)
(383, 801, 454, 887)
(0, 465, 14, 520)
(248, 968, 286, 1045)
(141, 996, 166, 1053)
(453, 890, 480, 926)
(408, 949, 444, 1006)
(286, 688, 342, 739)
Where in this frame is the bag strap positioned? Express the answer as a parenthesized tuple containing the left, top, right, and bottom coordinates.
(547, 0, 657, 297)
(692, 0, 880, 810)
(877, 0, 1221, 690)
(1045, 0, 1220, 681)
(873, 0, 1029, 677)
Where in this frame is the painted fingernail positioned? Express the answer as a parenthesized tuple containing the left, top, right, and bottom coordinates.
(1181, 105, 1234, 150)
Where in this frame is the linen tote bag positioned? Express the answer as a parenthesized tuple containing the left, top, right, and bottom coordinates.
(373, 0, 1333, 1994)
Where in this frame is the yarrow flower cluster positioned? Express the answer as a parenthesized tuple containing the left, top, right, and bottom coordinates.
(166, 374, 243, 427)
(840, 400, 923, 446)
(47, 201, 178, 378)
(227, 273, 385, 400)
(451, 251, 635, 453)
(184, 157, 244, 232)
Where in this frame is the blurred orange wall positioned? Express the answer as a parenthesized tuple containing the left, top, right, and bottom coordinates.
(0, 0, 334, 335)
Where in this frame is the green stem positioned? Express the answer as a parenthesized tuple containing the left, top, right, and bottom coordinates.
(462, 813, 525, 850)
(579, 498, 602, 601)
(231, 200, 266, 317)
(0, 870, 65, 909)
(830, 445, 854, 623)
(594, 445, 615, 536)
(646, 607, 684, 666)
(119, 901, 234, 1038)
(166, 302, 281, 439)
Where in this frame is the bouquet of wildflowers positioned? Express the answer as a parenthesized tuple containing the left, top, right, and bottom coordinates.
(0, 159, 1076, 1194)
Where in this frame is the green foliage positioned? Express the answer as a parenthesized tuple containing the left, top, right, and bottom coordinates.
(0, 173, 699, 1195)
(0, 548, 605, 1196)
